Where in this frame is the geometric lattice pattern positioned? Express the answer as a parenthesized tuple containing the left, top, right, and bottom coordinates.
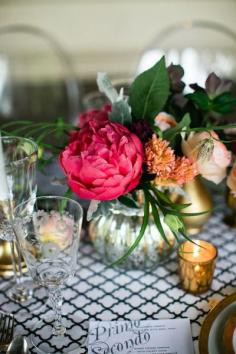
(0, 204, 236, 354)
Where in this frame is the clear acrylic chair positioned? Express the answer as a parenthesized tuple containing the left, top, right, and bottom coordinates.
(0, 24, 79, 124)
(136, 20, 236, 89)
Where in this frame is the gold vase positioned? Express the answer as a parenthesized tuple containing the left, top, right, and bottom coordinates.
(224, 188, 236, 228)
(172, 177, 213, 235)
(0, 240, 27, 277)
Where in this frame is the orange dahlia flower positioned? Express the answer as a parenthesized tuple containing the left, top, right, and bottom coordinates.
(145, 135, 198, 187)
(145, 135, 175, 176)
(155, 157, 198, 186)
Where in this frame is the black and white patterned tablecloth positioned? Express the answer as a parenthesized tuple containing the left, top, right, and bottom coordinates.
(0, 206, 236, 354)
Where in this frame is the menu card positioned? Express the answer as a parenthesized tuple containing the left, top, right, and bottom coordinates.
(88, 319, 194, 354)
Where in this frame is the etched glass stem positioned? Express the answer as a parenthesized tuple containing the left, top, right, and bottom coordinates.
(9, 211, 25, 286)
(14, 241, 24, 284)
(10, 240, 25, 286)
(49, 287, 66, 336)
(0, 200, 21, 284)
(10, 241, 18, 283)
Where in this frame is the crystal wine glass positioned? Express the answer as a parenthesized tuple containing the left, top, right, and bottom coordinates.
(13, 196, 83, 354)
(0, 136, 38, 302)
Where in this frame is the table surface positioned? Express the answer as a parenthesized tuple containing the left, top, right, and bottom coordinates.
(0, 202, 236, 354)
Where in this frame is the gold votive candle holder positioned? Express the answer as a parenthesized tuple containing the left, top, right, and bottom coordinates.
(178, 240, 217, 294)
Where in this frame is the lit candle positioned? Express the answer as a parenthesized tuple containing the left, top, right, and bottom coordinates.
(178, 240, 217, 294)
(0, 134, 9, 201)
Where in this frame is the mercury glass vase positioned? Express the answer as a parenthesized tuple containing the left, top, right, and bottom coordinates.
(89, 206, 176, 270)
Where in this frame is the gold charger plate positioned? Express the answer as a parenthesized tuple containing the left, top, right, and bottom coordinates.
(199, 293, 236, 354)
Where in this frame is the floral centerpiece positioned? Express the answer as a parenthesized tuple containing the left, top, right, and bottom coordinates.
(2, 57, 236, 265)
(59, 57, 236, 264)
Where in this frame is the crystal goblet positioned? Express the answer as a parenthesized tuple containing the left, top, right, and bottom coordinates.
(13, 196, 83, 354)
(0, 136, 38, 302)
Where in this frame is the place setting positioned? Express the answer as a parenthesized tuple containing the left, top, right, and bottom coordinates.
(0, 53, 236, 354)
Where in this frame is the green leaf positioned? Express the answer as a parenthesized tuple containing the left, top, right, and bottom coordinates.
(54, 117, 69, 139)
(64, 188, 73, 198)
(182, 123, 236, 135)
(36, 128, 57, 143)
(163, 113, 191, 141)
(212, 92, 236, 114)
(118, 195, 139, 209)
(149, 184, 211, 217)
(111, 190, 150, 266)
(171, 230, 182, 244)
(170, 202, 192, 211)
(162, 207, 211, 217)
(178, 230, 205, 248)
(152, 126, 163, 138)
(128, 56, 170, 122)
(59, 188, 73, 213)
(150, 185, 191, 210)
(152, 188, 171, 204)
(1, 120, 33, 129)
(164, 214, 184, 233)
(148, 197, 172, 247)
(144, 188, 176, 247)
(186, 90, 210, 111)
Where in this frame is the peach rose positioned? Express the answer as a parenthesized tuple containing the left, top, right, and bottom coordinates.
(227, 164, 236, 196)
(39, 214, 74, 250)
(182, 131, 231, 184)
(154, 112, 177, 131)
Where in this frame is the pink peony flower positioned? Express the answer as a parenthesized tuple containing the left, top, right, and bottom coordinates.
(69, 105, 111, 143)
(78, 104, 111, 128)
(60, 119, 144, 200)
(182, 131, 231, 184)
(154, 112, 177, 131)
(227, 163, 236, 196)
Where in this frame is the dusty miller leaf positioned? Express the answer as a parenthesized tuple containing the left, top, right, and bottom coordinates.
(109, 100, 132, 125)
(87, 200, 101, 221)
(86, 200, 116, 221)
(51, 177, 67, 186)
(97, 72, 118, 103)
